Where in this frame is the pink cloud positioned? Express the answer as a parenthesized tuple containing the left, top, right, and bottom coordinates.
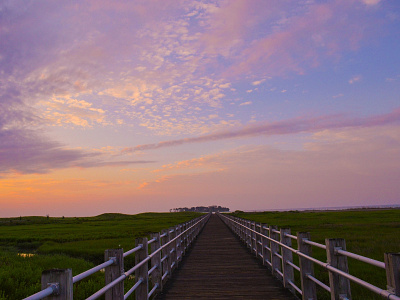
(224, 0, 376, 77)
(361, 0, 382, 6)
(349, 75, 362, 84)
(0, 125, 155, 176)
(199, 1, 283, 57)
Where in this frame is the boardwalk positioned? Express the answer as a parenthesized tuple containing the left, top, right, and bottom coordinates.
(156, 214, 297, 299)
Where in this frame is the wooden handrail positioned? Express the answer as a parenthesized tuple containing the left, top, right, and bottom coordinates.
(218, 213, 400, 300)
(24, 213, 211, 300)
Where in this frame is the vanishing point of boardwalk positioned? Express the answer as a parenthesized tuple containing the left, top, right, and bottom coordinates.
(156, 214, 297, 300)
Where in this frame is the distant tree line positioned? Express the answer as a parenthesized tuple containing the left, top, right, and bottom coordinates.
(170, 205, 229, 213)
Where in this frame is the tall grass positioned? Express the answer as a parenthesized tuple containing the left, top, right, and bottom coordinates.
(0, 252, 103, 299)
(0, 212, 202, 299)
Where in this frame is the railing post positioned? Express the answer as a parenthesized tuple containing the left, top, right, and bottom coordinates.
(244, 219, 247, 243)
(169, 227, 177, 272)
(186, 222, 192, 246)
(247, 220, 251, 249)
(191, 219, 195, 243)
(261, 224, 270, 267)
(241, 219, 246, 242)
(385, 253, 400, 296)
(238, 218, 243, 241)
(242, 219, 245, 241)
(281, 228, 294, 293)
(104, 249, 124, 300)
(297, 232, 317, 300)
(135, 237, 148, 300)
(193, 218, 197, 239)
(192, 219, 199, 242)
(177, 225, 182, 262)
(234, 217, 237, 233)
(181, 224, 185, 253)
(182, 223, 187, 255)
(41, 269, 73, 300)
(270, 225, 281, 279)
(194, 219, 199, 236)
(251, 221, 256, 255)
(326, 238, 352, 300)
(161, 229, 171, 285)
(187, 222, 190, 251)
(236, 218, 240, 239)
(150, 233, 162, 295)
(255, 222, 261, 258)
(244, 220, 248, 246)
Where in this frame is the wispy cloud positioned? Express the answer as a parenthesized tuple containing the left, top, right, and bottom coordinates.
(252, 79, 266, 86)
(332, 93, 344, 99)
(361, 0, 382, 6)
(0, 126, 155, 176)
(136, 124, 400, 209)
(0, 128, 94, 175)
(125, 108, 400, 152)
(349, 75, 362, 84)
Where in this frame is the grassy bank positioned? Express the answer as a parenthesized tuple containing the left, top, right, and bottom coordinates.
(231, 209, 400, 300)
(0, 212, 202, 299)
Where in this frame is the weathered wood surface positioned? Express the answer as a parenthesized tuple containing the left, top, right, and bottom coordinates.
(155, 214, 297, 300)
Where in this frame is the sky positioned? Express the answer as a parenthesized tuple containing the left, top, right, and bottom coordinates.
(1, 0, 400, 217)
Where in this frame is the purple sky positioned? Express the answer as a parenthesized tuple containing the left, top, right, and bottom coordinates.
(1, 0, 399, 217)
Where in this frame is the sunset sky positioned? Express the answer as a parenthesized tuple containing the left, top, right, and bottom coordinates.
(1, 0, 400, 217)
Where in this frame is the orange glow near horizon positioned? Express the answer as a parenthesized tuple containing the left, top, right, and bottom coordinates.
(1, 1, 399, 217)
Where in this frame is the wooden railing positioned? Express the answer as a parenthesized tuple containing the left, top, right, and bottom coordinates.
(219, 213, 400, 300)
(24, 213, 210, 300)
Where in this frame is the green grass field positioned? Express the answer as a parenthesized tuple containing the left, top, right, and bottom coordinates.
(231, 209, 400, 300)
(0, 212, 202, 299)
(1, 210, 399, 299)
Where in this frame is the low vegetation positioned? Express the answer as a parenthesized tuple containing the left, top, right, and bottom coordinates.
(0, 212, 202, 299)
(231, 209, 400, 300)
(1, 209, 398, 299)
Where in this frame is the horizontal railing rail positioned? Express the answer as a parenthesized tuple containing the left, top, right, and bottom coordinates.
(218, 213, 400, 300)
(24, 213, 211, 300)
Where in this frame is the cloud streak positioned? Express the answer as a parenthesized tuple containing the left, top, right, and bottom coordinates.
(126, 108, 400, 152)
(0, 128, 93, 175)
(0, 126, 155, 176)
(135, 124, 400, 211)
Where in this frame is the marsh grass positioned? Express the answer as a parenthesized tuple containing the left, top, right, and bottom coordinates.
(0, 212, 202, 299)
(232, 209, 400, 300)
(1, 210, 398, 299)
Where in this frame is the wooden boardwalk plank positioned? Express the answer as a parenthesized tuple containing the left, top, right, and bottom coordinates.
(155, 214, 297, 299)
